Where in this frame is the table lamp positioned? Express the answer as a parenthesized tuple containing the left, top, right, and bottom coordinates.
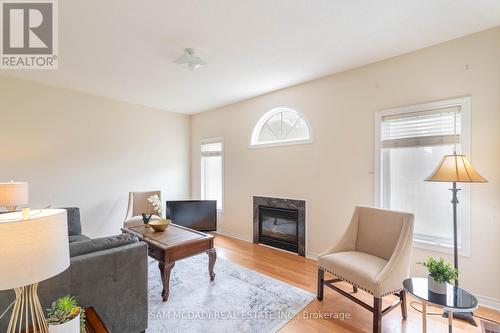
(0, 181, 28, 212)
(0, 209, 70, 333)
(425, 154, 487, 325)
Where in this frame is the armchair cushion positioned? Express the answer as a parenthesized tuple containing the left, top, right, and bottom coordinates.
(318, 251, 387, 294)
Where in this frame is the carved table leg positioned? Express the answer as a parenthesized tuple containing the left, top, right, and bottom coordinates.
(207, 248, 217, 281)
(158, 261, 175, 301)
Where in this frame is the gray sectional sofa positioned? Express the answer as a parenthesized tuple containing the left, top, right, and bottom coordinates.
(0, 208, 148, 333)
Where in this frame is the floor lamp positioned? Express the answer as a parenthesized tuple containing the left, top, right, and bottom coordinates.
(425, 154, 487, 326)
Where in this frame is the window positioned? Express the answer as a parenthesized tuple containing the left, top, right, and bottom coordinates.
(375, 97, 471, 255)
(201, 138, 223, 211)
(250, 107, 312, 147)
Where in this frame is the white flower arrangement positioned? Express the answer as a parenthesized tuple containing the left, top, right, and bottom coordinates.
(147, 194, 163, 217)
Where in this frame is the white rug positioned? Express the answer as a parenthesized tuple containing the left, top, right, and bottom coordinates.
(147, 254, 314, 333)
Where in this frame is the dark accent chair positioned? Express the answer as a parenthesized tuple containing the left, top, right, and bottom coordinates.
(0, 207, 149, 333)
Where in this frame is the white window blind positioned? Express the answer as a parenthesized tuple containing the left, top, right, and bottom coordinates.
(201, 139, 223, 211)
(381, 107, 461, 148)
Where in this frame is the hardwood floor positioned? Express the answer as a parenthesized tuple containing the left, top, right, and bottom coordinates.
(214, 234, 500, 333)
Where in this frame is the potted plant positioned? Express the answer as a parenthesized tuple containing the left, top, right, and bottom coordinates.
(422, 257, 458, 294)
(141, 194, 163, 227)
(47, 296, 85, 333)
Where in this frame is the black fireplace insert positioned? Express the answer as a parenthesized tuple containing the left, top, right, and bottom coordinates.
(258, 206, 299, 253)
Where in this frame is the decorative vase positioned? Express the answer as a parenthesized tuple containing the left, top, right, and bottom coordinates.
(427, 275, 447, 294)
(142, 213, 152, 228)
(48, 313, 80, 333)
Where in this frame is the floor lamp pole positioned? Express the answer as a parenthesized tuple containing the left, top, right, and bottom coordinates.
(451, 181, 459, 286)
(446, 181, 477, 326)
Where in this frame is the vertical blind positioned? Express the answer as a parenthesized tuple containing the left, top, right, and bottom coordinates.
(381, 106, 461, 148)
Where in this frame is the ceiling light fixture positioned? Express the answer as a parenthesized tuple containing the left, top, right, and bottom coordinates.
(174, 48, 206, 71)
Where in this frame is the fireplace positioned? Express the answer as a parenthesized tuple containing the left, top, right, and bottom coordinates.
(259, 206, 298, 253)
(253, 196, 305, 256)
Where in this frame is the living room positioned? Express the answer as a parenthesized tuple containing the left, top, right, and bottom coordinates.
(0, 1, 499, 333)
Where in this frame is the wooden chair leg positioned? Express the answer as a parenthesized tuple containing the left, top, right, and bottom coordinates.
(353, 286, 358, 293)
(400, 290, 408, 319)
(317, 268, 324, 301)
(373, 297, 382, 333)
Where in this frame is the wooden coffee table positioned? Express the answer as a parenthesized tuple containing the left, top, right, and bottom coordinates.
(122, 223, 216, 301)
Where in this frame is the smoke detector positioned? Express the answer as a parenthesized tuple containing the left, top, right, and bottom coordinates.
(174, 48, 206, 71)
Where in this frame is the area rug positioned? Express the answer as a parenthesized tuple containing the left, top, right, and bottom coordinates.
(147, 254, 314, 333)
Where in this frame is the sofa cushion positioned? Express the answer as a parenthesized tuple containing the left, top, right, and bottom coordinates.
(69, 235, 90, 243)
(69, 233, 138, 257)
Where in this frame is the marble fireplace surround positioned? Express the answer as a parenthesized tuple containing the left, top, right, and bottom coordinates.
(253, 196, 306, 256)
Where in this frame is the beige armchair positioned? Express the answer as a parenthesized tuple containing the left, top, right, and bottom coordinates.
(124, 190, 162, 227)
(317, 205, 414, 333)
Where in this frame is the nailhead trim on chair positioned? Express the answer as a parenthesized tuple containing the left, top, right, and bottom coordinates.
(318, 265, 403, 298)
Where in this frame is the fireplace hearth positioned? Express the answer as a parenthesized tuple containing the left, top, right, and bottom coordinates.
(253, 196, 305, 256)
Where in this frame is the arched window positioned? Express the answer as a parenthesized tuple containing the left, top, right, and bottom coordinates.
(250, 107, 312, 147)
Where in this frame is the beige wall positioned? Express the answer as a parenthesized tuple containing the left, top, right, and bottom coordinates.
(0, 76, 190, 237)
(190, 27, 500, 305)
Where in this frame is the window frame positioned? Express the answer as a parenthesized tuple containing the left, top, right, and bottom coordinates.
(374, 97, 471, 256)
(249, 106, 313, 148)
(200, 137, 224, 213)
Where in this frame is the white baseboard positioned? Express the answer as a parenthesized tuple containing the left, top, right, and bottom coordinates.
(305, 251, 319, 260)
(476, 294, 500, 311)
(215, 228, 253, 242)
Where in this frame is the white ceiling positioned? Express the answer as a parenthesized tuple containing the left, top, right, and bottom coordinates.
(4, 0, 500, 114)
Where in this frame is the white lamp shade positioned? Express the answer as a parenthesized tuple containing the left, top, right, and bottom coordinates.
(0, 182, 29, 206)
(0, 209, 70, 290)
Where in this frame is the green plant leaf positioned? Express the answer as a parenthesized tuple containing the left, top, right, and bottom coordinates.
(422, 257, 459, 284)
(46, 295, 82, 326)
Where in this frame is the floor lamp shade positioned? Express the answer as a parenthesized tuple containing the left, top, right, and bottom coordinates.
(425, 155, 487, 183)
(0, 209, 70, 290)
(0, 181, 28, 211)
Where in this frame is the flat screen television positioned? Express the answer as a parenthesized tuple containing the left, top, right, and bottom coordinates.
(165, 200, 217, 232)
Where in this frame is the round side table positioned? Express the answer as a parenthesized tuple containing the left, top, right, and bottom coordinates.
(403, 277, 478, 333)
